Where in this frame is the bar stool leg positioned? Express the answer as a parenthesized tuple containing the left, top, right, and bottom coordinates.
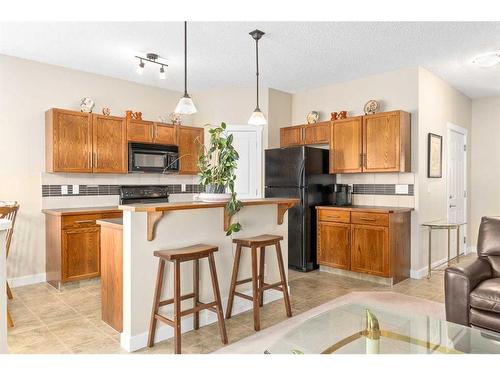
(7, 309, 13, 328)
(251, 246, 261, 331)
(208, 253, 228, 344)
(148, 259, 166, 347)
(193, 259, 200, 330)
(226, 244, 242, 319)
(258, 246, 265, 307)
(6, 281, 13, 300)
(275, 241, 292, 317)
(173, 260, 182, 354)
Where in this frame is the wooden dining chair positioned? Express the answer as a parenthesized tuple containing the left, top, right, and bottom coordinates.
(0, 202, 19, 328)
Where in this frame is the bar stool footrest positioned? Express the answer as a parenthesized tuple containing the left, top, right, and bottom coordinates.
(235, 277, 253, 286)
(262, 281, 283, 291)
(234, 291, 254, 301)
(159, 292, 196, 307)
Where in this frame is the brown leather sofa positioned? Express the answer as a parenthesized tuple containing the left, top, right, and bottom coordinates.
(445, 216, 500, 333)
(444, 217, 500, 332)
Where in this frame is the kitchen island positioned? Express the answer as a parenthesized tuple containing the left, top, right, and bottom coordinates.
(118, 198, 298, 352)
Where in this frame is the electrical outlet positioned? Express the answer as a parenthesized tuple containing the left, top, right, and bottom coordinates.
(61, 185, 68, 195)
(72, 185, 79, 195)
(395, 184, 409, 195)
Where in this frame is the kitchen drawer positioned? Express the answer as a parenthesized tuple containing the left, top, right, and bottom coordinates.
(318, 209, 350, 223)
(62, 212, 121, 228)
(351, 212, 389, 227)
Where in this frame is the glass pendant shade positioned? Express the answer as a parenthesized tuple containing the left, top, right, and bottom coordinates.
(175, 95, 197, 115)
(248, 107, 267, 125)
(473, 52, 500, 67)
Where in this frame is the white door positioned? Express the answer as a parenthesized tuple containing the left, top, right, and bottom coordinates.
(226, 125, 263, 199)
(447, 123, 467, 255)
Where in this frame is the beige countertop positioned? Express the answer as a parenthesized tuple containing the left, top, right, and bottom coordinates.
(42, 206, 121, 216)
(316, 205, 413, 213)
(96, 218, 123, 229)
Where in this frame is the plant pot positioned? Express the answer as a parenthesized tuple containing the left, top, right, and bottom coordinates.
(199, 185, 231, 203)
(199, 192, 232, 203)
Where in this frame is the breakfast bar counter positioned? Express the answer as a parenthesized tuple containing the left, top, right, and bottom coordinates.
(118, 197, 298, 352)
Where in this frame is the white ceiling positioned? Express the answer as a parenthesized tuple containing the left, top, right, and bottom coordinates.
(1, 22, 500, 98)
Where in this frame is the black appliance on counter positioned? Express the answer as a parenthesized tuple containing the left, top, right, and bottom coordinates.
(119, 185, 170, 205)
(128, 142, 179, 174)
(265, 146, 335, 272)
(332, 184, 352, 206)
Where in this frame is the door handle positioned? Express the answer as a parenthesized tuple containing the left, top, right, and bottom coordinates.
(74, 220, 95, 224)
(359, 153, 363, 168)
(359, 217, 376, 222)
(449, 204, 456, 208)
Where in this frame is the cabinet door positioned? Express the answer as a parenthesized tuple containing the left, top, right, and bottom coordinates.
(351, 224, 389, 277)
(127, 119, 154, 143)
(280, 126, 304, 147)
(92, 115, 127, 173)
(363, 112, 401, 172)
(304, 122, 330, 144)
(317, 221, 351, 269)
(178, 126, 204, 174)
(154, 123, 177, 145)
(62, 226, 100, 282)
(330, 117, 363, 173)
(50, 109, 93, 172)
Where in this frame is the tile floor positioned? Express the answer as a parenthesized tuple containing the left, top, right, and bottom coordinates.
(8, 258, 468, 354)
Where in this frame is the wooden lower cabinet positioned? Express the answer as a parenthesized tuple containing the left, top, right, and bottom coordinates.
(44, 209, 122, 288)
(317, 222, 350, 270)
(316, 207, 411, 284)
(62, 226, 101, 282)
(350, 224, 389, 277)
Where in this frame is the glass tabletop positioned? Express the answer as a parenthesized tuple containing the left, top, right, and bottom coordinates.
(422, 220, 466, 228)
(265, 303, 500, 354)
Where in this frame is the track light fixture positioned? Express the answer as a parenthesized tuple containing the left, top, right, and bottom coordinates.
(134, 53, 168, 79)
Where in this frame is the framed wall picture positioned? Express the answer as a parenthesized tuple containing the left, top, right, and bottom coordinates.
(428, 133, 443, 178)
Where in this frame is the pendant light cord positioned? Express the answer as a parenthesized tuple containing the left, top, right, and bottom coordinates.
(255, 37, 259, 110)
(184, 21, 188, 97)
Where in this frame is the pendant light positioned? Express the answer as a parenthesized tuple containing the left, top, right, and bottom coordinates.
(175, 21, 197, 115)
(248, 29, 267, 126)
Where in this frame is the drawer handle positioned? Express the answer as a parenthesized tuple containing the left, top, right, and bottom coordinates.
(359, 217, 376, 221)
(74, 220, 95, 224)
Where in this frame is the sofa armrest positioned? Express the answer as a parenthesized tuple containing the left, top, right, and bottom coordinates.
(444, 258, 491, 326)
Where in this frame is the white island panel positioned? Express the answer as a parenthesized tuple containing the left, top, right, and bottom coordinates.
(121, 204, 289, 352)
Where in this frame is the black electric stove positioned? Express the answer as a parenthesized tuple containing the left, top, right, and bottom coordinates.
(119, 185, 169, 205)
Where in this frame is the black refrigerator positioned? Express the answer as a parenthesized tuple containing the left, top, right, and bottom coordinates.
(265, 146, 335, 271)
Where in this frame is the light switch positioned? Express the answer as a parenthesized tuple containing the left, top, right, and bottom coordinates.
(72, 185, 79, 195)
(395, 184, 409, 195)
(61, 185, 68, 195)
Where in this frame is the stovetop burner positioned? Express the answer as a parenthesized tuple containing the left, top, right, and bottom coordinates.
(119, 185, 169, 205)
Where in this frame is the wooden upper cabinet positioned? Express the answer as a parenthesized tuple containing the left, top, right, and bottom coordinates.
(280, 126, 304, 147)
(317, 221, 351, 270)
(178, 126, 204, 175)
(350, 224, 390, 277)
(92, 114, 127, 173)
(304, 122, 331, 144)
(363, 110, 411, 172)
(330, 116, 363, 174)
(46, 109, 93, 173)
(127, 119, 154, 143)
(154, 123, 177, 145)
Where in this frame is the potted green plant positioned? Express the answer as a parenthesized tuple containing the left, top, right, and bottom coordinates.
(198, 122, 243, 235)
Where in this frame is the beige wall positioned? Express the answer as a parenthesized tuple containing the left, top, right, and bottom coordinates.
(417, 67, 472, 270)
(470, 96, 500, 246)
(0, 54, 188, 280)
(268, 88, 292, 149)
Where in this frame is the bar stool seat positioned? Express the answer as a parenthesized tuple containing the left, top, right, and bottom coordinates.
(226, 234, 292, 331)
(148, 243, 227, 354)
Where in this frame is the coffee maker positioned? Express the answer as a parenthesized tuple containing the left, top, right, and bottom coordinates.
(332, 184, 352, 206)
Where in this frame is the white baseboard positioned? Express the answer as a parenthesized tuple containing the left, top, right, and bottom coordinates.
(410, 250, 471, 279)
(7, 273, 46, 288)
(121, 287, 287, 352)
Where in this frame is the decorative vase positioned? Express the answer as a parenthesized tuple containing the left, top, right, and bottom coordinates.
(199, 185, 231, 203)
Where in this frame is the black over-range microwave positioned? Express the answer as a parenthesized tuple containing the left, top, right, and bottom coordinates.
(128, 142, 179, 173)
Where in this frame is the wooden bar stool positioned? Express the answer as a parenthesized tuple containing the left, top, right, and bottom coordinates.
(147, 244, 227, 354)
(226, 234, 292, 331)
(0, 202, 19, 329)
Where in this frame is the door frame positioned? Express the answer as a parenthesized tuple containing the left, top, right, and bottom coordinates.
(446, 122, 468, 248)
(225, 124, 264, 198)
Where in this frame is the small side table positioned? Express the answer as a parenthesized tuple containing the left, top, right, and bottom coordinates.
(421, 220, 466, 279)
